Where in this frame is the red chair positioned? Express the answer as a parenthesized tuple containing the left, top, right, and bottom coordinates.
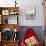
(21, 28, 41, 46)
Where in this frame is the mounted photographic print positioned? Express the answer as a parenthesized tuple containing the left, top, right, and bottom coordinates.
(25, 6, 36, 20)
(2, 10, 9, 15)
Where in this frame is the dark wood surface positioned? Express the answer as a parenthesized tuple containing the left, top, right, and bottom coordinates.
(0, 24, 20, 32)
(0, 7, 19, 10)
(0, 7, 20, 46)
(0, 41, 2, 46)
(0, 40, 19, 46)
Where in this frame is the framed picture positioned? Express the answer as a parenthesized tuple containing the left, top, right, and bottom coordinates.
(9, 10, 18, 15)
(2, 10, 9, 15)
(25, 6, 36, 20)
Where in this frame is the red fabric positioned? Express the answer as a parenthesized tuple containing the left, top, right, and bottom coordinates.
(21, 28, 41, 46)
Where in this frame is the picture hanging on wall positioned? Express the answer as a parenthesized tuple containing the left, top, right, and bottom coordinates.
(2, 10, 9, 15)
(25, 6, 36, 20)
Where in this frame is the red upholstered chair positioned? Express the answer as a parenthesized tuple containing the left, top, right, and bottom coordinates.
(21, 28, 41, 46)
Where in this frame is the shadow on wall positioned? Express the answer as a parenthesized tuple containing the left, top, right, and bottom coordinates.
(18, 26, 43, 44)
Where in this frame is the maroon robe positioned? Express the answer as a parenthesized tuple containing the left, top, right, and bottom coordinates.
(21, 28, 41, 46)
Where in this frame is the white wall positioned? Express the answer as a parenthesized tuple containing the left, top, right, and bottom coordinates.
(18, 0, 44, 26)
(0, 0, 44, 26)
